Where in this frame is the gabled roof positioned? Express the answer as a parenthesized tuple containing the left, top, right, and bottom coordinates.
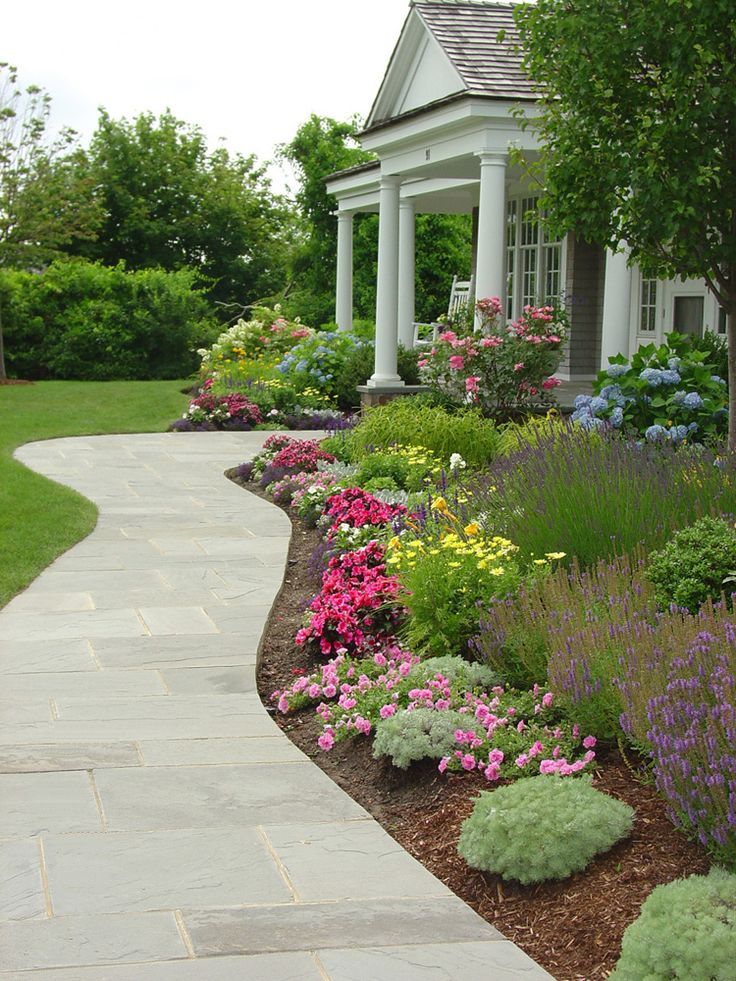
(416, 1, 535, 100)
(366, 1, 535, 131)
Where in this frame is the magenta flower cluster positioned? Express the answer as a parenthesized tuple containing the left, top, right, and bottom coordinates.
(185, 391, 263, 428)
(295, 541, 405, 657)
(270, 439, 335, 473)
(322, 487, 407, 538)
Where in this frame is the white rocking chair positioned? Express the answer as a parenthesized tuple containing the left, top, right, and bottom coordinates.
(413, 274, 475, 347)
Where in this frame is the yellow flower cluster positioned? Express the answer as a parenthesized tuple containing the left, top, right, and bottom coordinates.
(387, 528, 518, 574)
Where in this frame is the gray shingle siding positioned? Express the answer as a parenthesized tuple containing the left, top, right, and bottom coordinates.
(561, 235, 604, 377)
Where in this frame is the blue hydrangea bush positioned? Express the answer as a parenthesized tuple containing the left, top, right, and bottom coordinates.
(572, 332, 727, 443)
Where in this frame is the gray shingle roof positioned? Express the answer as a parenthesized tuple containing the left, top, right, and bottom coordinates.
(413, 0, 536, 101)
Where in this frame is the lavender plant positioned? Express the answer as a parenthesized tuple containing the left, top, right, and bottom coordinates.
(644, 620, 736, 868)
(473, 424, 736, 567)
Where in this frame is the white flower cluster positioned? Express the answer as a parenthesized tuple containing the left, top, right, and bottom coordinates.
(449, 453, 467, 473)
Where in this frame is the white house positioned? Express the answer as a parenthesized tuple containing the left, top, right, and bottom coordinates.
(325, 0, 726, 389)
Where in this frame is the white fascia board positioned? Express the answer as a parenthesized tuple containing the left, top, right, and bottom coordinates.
(361, 97, 540, 157)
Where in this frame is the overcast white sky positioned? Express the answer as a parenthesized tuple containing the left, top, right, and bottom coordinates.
(3, 0, 411, 195)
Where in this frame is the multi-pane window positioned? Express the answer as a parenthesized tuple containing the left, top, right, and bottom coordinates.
(504, 195, 564, 319)
(640, 278, 658, 332)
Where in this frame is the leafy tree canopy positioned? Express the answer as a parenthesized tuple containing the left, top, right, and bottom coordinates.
(513, 0, 736, 443)
(77, 108, 291, 307)
(0, 63, 101, 378)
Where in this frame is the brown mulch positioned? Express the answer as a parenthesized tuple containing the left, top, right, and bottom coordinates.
(0, 378, 33, 385)
(231, 473, 711, 981)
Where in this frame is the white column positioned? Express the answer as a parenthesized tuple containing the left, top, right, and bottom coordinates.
(369, 175, 403, 387)
(600, 246, 633, 367)
(335, 210, 353, 332)
(397, 198, 416, 350)
(474, 152, 507, 307)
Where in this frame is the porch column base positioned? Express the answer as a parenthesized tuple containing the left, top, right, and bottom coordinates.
(357, 383, 428, 408)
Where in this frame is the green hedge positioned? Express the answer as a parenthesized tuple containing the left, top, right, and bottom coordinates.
(0, 260, 218, 380)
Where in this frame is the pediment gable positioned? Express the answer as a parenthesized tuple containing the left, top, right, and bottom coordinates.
(367, 7, 465, 127)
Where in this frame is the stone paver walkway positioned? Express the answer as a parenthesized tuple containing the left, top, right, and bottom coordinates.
(1, 433, 551, 979)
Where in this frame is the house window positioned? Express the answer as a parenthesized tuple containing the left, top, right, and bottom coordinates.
(504, 195, 564, 318)
(640, 278, 658, 332)
(718, 306, 727, 335)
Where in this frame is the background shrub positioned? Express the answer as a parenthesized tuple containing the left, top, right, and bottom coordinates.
(646, 515, 736, 612)
(610, 868, 736, 981)
(0, 259, 217, 380)
(458, 776, 634, 884)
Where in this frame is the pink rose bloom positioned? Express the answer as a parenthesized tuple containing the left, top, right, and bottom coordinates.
(417, 358, 429, 368)
(379, 703, 397, 719)
(583, 735, 597, 749)
(488, 749, 504, 765)
(528, 740, 544, 758)
(583, 749, 596, 763)
(461, 753, 477, 771)
(542, 692, 554, 708)
(515, 753, 529, 768)
(277, 695, 290, 714)
(354, 716, 372, 735)
(438, 757, 449, 774)
(516, 720, 526, 733)
(449, 355, 465, 370)
(439, 330, 457, 343)
(465, 375, 480, 392)
(308, 683, 321, 698)
(480, 336, 503, 348)
(539, 759, 559, 775)
(483, 763, 501, 781)
(323, 684, 337, 698)
(542, 376, 561, 390)
(317, 729, 335, 751)
(513, 362, 525, 372)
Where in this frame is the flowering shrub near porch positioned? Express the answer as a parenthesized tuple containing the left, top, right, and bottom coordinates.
(419, 297, 568, 416)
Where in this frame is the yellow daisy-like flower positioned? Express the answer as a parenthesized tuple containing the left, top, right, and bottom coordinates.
(545, 551, 567, 561)
(533, 558, 548, 565)
(489, 567, 505, 576)
(464, 522, 480, 537)
(387, 536, 401, 551)
(448, 561, 461, 568)
(432, 496, 449, 513)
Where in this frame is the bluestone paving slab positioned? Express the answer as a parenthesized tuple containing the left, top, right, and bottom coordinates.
(182, 896, 499, 956)
(0, 912, 187, 972)
(0, 742, 141, 773)
(0, 771, 102, 836)
(8, 952, 324, 980)
(319, 942, 555, 979)
(0, 840, 45, 920)
(158, 666, 256, 695)
(262, 821, 453, 902)
(94, 763, 365, 830)
(43, 828, 292, 914)
(137, 736, 305, 767)
(3, 432, 551, 978)
(91, 634, 258, 670)
(0, 669, 166, 698)
(0, 639, 94, 674)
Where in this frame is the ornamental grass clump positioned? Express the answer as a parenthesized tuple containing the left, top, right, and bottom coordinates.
(610, 868, 736, 981)
(458, 776, 634, 884)
(372, 707, 470, 769)
(475, 424, 736, 567)
(647, 515, 736, 612)
(341, 397, 501, 469)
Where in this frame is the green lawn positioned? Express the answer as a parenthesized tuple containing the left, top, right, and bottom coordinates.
(0, 380, 191, 608)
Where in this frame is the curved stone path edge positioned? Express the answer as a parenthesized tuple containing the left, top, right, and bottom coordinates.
(0, 432, 552, 980)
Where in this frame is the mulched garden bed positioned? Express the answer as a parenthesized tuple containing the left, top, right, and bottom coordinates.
(230, 472, 711, 981)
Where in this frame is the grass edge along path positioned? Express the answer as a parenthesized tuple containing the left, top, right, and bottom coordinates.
(0, 380, 191, 608)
